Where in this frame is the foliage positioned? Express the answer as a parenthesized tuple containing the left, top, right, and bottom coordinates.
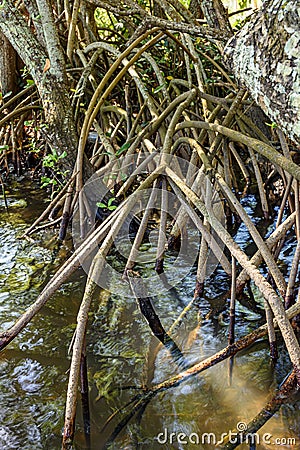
(96, 197, 117, 211)
(41, 149, 68, 190)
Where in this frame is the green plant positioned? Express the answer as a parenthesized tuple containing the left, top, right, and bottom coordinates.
(40, 176, 58, 188)
(42, 148, 67, 169)
(96, 197, 117, 211)
(266, 122, 277, 129)
(41, 149, 68, 192)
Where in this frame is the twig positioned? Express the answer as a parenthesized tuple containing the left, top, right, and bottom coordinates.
(228, 257, 236, 385)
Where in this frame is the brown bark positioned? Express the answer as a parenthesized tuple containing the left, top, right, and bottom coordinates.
(0, 31, 17, 101)
(200, 0, 232, 35)
(189, 0, 204, 19)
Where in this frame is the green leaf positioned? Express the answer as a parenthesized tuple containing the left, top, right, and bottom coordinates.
(41, 176, 52, 187)
(116, 142, 131, 156)
(58, 151, 67, 159)
(265, 122, 277, 129)
(96, 202, 107, 209)
(41, 176, 57, 187)
(107, 197, 115, 207)
(153, 84, 165, 94)
(42, 155, 56, 167)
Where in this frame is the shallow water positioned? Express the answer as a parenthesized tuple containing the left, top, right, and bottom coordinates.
(0, 182, 299, 449)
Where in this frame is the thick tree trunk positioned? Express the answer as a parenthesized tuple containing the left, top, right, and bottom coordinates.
(224, 0, 300, 145)
(0, 0, 78, 168)
(0, 31, 17, 102)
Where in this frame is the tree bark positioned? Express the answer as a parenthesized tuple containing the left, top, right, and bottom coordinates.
(224, 0, 300, 145)
(0, 30, 17, 102)
(200, 0, 232, 34)
(189, 0, 204, 19)
(0, 0, 78, 167)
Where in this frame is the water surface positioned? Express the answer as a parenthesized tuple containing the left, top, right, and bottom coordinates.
(0, 182, 299, 449)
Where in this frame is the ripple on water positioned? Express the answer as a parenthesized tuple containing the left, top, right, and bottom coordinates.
(0, 356, 64, 449)
(0, 188, 68, 449)
(12, 359, 44, 394)
(0, 226, 17, 270)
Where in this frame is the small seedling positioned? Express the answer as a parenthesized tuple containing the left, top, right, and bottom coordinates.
(96, 197, 117, 211)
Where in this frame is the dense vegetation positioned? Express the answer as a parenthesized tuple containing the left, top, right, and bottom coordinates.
(0, 0, 300, 448)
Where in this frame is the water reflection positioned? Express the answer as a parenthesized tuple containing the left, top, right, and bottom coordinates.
(0, 183, 299, 449)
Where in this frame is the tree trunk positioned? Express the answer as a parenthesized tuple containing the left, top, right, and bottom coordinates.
(224, 0, 300, 145)
(0, 31, 17, 102)
(0, 0, 78, 168)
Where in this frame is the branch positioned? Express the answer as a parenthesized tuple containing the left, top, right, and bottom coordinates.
(176, 121, 300, 182)
(104, 302, 300, 446)
(36, 0, 66, 80)
(0, 0, 47, 85)
(128, 16, 229, 43)
(87, 0, 229, 42)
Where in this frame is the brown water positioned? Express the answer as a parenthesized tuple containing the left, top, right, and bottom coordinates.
(0, 184, 299, 449)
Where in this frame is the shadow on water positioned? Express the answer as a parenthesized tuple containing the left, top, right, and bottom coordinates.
(0, 182, 299, 449)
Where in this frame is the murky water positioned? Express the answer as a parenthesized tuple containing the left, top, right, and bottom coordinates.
(0, 182, 299, 449)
